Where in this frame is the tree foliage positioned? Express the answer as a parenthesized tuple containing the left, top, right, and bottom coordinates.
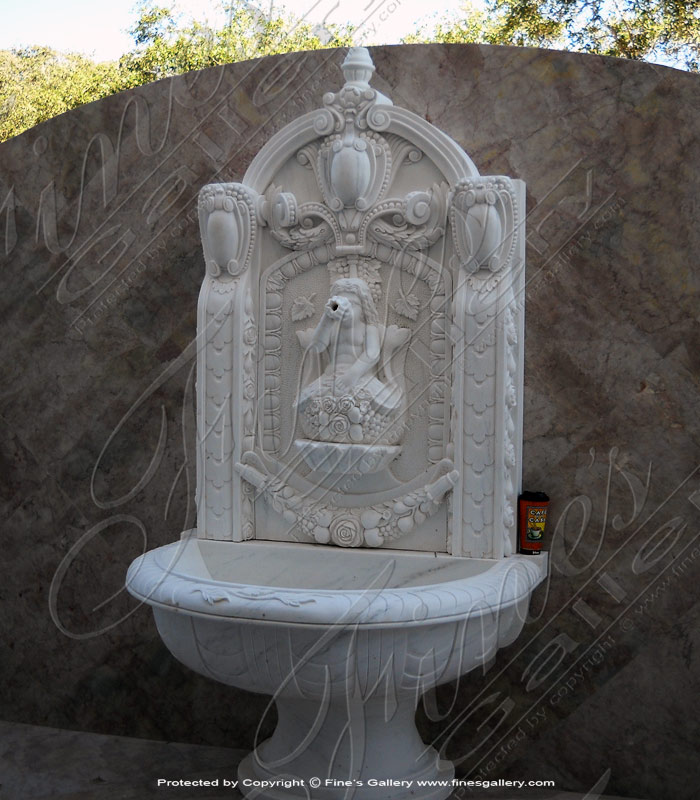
(0, 47, 124, 142)
(0, 1, 352, 141)
(118, 2, 353, 87)
(406, 0, 700, 71)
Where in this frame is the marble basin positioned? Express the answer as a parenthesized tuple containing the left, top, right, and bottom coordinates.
(126, 533, 546, 800)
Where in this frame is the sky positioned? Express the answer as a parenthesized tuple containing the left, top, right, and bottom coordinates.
(0, 0, 469, 61)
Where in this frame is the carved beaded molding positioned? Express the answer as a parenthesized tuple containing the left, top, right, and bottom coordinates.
(195, 48, 525, 558)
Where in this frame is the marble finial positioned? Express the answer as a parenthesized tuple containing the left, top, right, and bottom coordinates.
(341, 47, 376, 89)
(341, 46, 392, 106)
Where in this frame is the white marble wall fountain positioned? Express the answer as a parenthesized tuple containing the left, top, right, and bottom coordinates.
(127, 48, 547, 800)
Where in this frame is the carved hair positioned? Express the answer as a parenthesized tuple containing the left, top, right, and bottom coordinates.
(330, 277, 379, 325)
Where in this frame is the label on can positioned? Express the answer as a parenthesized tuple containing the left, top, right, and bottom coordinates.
(518, 491, 549, 554)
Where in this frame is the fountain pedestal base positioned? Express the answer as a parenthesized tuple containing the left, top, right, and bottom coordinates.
(238, 694, 454, 800)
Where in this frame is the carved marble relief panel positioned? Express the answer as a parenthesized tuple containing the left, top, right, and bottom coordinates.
(248, 139, 456, 552)
(195, 48, 525, 558)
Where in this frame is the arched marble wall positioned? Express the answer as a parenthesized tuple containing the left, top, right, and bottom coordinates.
(1, 43, 699, 800)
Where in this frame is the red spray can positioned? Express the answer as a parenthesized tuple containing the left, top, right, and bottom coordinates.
(518, 491, 549, 554)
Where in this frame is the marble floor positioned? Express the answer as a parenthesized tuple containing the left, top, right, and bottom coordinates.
(0, 720, 646, 800)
